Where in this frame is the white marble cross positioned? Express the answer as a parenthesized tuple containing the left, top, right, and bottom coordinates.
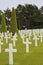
(4, 34, 9, 44)
(39, 33, 43, 43)
(11, 33, 17, 46)
(8, 33, 12, 38)
(10, 32, 12, 37)
(1, 32, 4, 40)
(0, 39, 3, 53)
(23, 38, 32, 53)
(28, 32, 32, 40)
(12, 36, 17, 46)
(6, 31, 12, 38)
(14, 33, 17, 37)
(33, 31, 36, 36)
(4, 32, 11, 44)
(22, 34, 25, 44)
(40, 29, 43, 34)
(5, 44, 17, 65)
(33, 36, 39, 46)
(19, 30, 25, 39)
(20, 32, 24, 39)
(6, 31, 9, 34)
(0, 33, 2, 39)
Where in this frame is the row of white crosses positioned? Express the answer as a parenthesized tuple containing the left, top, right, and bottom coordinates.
(0, 29, 43, 53)
(19, 29, 43, 53)
(12, 33, 17, 46)
(0, 31, 17, 52)
(33, 29, 43, 44)
(4, 31, 12, 44)
(33, 29, 40, 36)
(0, 39, 3, 53)
(0, 32, 17, 65)
(0, 29, 43, 54)
(19, 30, 32, 40)
(0, 31, 12, 43)
(0, 30, 43, 65)
(39, 33, 43, 43)
(0, 31, 17, 44)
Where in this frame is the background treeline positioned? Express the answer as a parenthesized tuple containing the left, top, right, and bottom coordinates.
(0, 4, 43, 29)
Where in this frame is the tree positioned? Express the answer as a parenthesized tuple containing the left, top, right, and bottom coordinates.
(10, 7, 18, 34)
(16, 4, 26, 29)
(1, 13, 7, 32)
(16, 4, 40, 29)
(40, 6, 43, 14)
(0, 10, 3, 24)
(4, 8, 11, 30)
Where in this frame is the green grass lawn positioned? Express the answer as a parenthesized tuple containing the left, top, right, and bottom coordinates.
(0, 32, 43, 65)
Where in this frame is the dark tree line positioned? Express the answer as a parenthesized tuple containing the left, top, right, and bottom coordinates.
(0, 4, 43, 29)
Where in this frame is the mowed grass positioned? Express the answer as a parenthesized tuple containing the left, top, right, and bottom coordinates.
(0, 32, 43, 65)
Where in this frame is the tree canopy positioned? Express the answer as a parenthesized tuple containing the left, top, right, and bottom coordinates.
(0, 4, 43, 29)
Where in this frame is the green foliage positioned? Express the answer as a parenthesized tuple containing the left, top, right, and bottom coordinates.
(10, 7, 18, 34)
(16, 4, 41, 29)
(0, 4, 43, 29)
(1, 13, 7, 32)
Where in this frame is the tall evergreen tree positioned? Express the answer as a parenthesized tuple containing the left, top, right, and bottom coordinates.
(1, 13, 7, 32)
(10, 8, 18, 34)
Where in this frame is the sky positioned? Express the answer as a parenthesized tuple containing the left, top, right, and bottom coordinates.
(0, 0, 43, 10)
